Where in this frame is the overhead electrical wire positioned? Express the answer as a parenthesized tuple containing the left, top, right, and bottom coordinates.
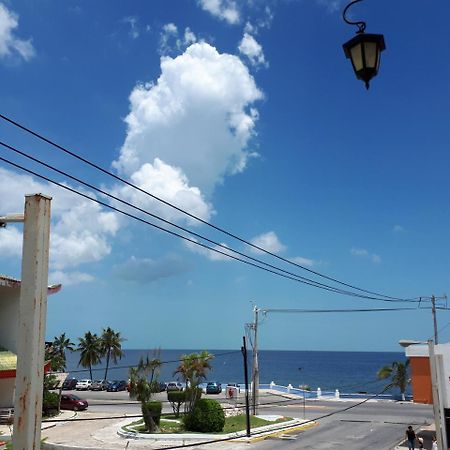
(0, 145, 419, 303)
(0, 112, 416, 302)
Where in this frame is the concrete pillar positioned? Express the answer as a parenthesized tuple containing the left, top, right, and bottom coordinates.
(13, 194, 51, 450)
(335, 389, 340, 399)
(317, 387, 322, 398)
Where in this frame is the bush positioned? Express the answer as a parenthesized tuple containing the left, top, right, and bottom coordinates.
(42, 391, 59, 416)
(167, 391, 186, 417)
(142, 401, 162, 432)
(183, 399, 225, 432)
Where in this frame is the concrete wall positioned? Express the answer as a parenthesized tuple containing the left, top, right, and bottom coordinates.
(0, 285, 20, 353)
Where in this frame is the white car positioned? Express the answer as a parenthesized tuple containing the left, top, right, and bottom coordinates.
(75, 379, 92, 390)
(166, 381, 184, 391)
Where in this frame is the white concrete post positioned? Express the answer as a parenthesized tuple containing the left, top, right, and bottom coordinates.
(287, 383, 293, 393)
(270, 381, 275, 389)
(335, 389, 340, 399)
(13, 194, 51, 450)
(317, 387, 322, 398)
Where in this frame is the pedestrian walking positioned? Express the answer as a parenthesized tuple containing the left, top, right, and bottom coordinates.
(432, 435, 438, 450)
(406, 426, 416, 450)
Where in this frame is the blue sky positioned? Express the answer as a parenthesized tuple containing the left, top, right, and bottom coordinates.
(1, 0, 450, 352)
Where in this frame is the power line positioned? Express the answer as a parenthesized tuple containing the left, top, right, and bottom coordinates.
(1, 141, 405, 302)
(0, 150, 417, 303)
(0, 112, 415, 302)
(261, 307, 423, 313)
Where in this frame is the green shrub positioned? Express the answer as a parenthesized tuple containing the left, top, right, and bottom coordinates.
(167, 391, 186, 417)
(183, 399, 225, 432)
(142, 401, 162, 432)
(42, 391, 59, 415)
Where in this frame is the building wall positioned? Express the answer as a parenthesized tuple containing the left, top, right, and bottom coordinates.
(410, 356, 433, 404)
(0, 285, 20, 353)
(0, 378, 15, 408)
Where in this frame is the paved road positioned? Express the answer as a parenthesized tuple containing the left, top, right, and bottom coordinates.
(60, 390, 434, 449)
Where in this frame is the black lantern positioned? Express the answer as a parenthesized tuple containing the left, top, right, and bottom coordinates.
(342, 0, 386, 89)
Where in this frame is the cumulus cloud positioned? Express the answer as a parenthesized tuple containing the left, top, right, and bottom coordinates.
(198, 0, 240, 24)
(250, 231, 286, 254)
(111, 159, 213, 225)
(113, 42, 263, 196)
(290, 256, 317, 268)
(350, 247, 381, 264)
(238, 32, 267, 68)
(113, 254, 191, 283)
(0, 167, 119, 278)
(0, 3, 35, 62)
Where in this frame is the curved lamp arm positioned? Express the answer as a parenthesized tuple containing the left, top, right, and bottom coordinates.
(342, 0, 366, 34)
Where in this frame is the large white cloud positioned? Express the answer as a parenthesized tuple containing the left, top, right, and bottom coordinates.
(0, 3, 35, 62)
(111, 158, 213, 225)
(0, 167, 119, 274)
(113, 42, 263, 196)
(198, 0, 240, 24)
(250, 231, 286, 254)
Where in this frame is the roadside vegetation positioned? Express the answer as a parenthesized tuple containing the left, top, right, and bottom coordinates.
(377, 360, 410, 400)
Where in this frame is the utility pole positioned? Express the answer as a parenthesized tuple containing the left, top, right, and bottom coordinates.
(12, 194, 52, 450)
(251, 305, 259, 415)
(431, 295, 439, 345)
(241, 336, 251, 437)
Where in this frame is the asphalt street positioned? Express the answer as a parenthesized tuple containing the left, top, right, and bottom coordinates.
(61, 389, 434, 449)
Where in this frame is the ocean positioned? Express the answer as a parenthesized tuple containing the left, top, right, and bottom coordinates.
(64, 349, 408, 395)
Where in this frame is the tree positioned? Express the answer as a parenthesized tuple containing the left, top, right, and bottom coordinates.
(100, 327, 125, 381)
(128, 350, 162, 432)
(78, 332, 102, 381)
(174, 351, 213, 413)
(377, 360, 410, 401)
(52, 333, 75, 371)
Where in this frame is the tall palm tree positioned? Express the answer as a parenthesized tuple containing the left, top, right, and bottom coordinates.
(52, 333, 75, 371)
(78, 332, 102, 381)
(101, 327, 125, 381)
(377, 360, 410, 401)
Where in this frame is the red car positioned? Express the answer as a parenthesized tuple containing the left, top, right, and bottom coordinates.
(60, 394, 88, 411)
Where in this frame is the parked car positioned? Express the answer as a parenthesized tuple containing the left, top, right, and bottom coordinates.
(107, 380, 127, 392)
(60, 394, 88, 411)
(62, 378, 78, 390)
(90, 380, 108, 391)
(75, 379, 92, 390)
(166, 381, 184, 392)
(206, 382, 222, 394)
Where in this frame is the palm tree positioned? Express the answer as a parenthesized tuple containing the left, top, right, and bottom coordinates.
(377, 360, 410, 401)
(100, 327, 125, 381)
(52, 333, 75, 371)
(174, 351, 213, 413)
(78, 332, 102, 381)
(128, 350, 162, 432)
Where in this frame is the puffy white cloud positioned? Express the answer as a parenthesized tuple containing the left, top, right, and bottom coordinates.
(0, 3, 35, 62)
(238, 32, 267, 68)
(0, 226, 22, 257)
(113, 42, 263, 195)
(111, 158, 213, 225)
(0, 167, 119, 274)
(198, 0, 240, 24)
(250, 231, 286, 254)
(113, 254, 191, 283)
(48, 271, 95, 286)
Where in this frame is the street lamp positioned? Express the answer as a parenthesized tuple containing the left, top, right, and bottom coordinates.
(342, 0, 386, 89)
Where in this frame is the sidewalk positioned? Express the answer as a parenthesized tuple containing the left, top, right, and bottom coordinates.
(394, 425, 436, 450)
